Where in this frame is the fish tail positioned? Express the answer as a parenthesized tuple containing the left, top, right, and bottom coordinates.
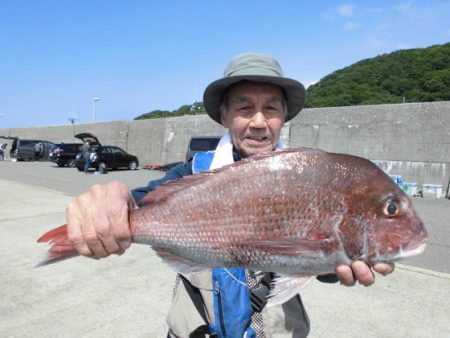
(36, 224, 79, 267)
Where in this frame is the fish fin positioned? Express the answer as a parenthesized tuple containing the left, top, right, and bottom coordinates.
(36, 224, 79, 267)
(139, 148, 321, 206)
(140, 173, 214, 206)
(37, 224, 69, 243)
(242, 238, 335, 258)
(152, 246, 210, 274)
(266, 274, 314, 307)
(206, 147, 320, 172)
(244, 147, 321, 162)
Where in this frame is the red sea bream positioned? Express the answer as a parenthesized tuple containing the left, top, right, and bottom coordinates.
(37, 148, 428, 305)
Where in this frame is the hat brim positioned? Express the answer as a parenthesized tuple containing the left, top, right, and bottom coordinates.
(203, 75, 306, 125)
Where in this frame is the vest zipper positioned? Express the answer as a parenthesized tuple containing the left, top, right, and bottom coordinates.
(215, 281, 227, 336)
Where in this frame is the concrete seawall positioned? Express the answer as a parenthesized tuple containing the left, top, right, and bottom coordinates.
(1, 101, 449, 192)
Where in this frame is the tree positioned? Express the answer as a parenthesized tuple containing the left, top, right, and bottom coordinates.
(306, 42, 450, 107)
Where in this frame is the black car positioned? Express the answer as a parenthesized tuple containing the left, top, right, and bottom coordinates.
(75, 145, 139, 172)
(74, 133, 139, 172)
(49, 143, 83, 167)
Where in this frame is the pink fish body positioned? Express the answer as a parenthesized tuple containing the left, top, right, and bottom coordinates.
(38, 148, 427, 302)
(128, 147, 427, 272)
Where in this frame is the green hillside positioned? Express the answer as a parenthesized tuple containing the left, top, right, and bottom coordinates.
(134, 102, 205, 120)
(135, 43, 449, 119)
(306, 42, 450, 107)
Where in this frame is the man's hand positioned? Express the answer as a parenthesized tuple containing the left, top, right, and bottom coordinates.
(336, 261, 395, 286)
(66, 180, 137, 259)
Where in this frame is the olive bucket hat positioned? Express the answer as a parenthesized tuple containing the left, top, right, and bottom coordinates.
(203, 52, 306, 125)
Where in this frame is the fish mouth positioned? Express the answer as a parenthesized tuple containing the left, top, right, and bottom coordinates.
(395, 243, 427, 260)
(376, 243, 427, 262)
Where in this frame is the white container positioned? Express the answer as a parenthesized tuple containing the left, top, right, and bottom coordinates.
(422, 184, 443, 198)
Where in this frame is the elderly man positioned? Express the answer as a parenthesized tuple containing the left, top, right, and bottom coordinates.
(66, 53, 394, 337)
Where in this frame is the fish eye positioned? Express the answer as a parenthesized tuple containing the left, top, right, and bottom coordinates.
(387, 204, 397, 215)
(383, 201, 400, 217)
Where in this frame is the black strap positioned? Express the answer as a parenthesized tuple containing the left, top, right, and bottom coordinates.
(249, 273, 273, 312)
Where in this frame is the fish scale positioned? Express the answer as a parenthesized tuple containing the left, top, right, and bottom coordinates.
(121, 149, 426, 272)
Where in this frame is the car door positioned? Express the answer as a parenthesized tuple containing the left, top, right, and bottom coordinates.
(41, 142, 55, 161)
(99, 147, 114, 167)
(20, 140, 37, 160)
(110, 147, 127, 168)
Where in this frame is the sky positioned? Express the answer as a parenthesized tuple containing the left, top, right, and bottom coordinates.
(0, 0, 449, 129)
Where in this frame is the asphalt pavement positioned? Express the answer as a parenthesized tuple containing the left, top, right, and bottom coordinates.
(0, 161, 449, 337)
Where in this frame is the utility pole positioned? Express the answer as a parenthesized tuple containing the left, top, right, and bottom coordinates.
(92, 98, 101, 122)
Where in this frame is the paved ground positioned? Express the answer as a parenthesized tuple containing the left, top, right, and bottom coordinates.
(1, 160, 449, 337)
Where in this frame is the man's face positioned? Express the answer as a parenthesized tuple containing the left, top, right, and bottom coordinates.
(221, 81, 286, 157)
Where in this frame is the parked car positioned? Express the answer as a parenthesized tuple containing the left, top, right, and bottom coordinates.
(8, 137, 55, 161)
(75, 145, 139, 172)
(185, 136, 221, 161)
(74, 133, 139, 172)
(49, 143, 83, 167)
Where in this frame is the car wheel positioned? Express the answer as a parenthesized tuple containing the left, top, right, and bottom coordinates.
(57, 161, 66, 167)
(66, 159, 76, 167)
(76, 166, 83, 171)
(128, 160, 138, 170)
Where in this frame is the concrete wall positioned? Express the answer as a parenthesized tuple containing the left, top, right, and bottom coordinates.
(1, 101, 449, 192)
(127, 118, 167, 165)
(291, 101, 450, 191)
(291, 101, 450, 162)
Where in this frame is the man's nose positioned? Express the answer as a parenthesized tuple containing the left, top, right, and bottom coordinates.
(249, 111, 266, 128)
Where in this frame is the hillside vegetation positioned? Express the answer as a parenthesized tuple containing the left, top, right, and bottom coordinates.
(134, 43, 450, 119)
(134, 102, 205, 120)
(306, 42, 450, 107)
